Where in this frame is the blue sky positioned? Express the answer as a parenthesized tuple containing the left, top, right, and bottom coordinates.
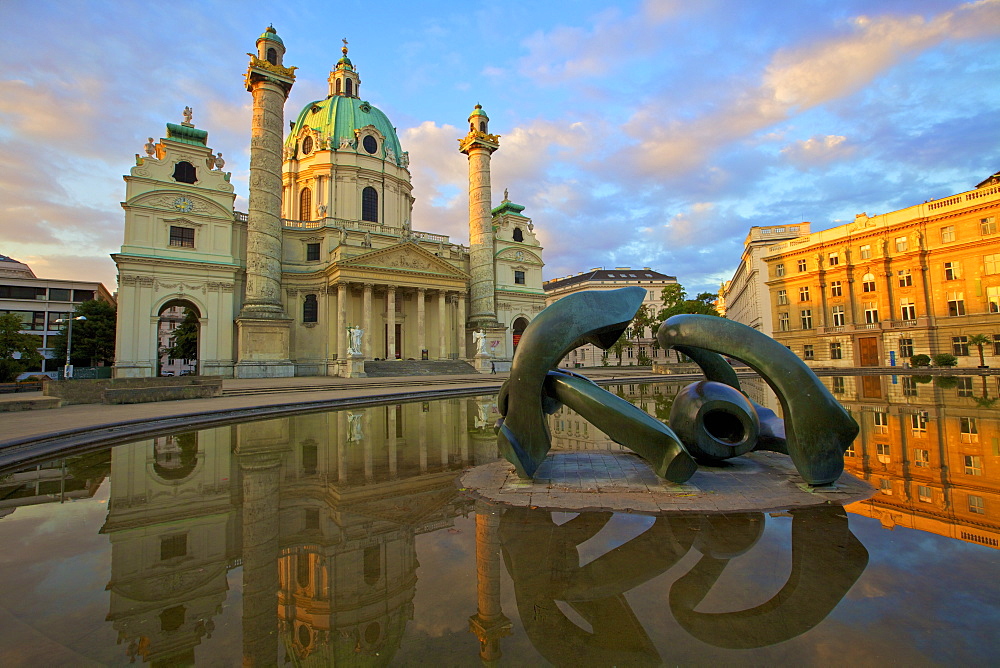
(2, 0, 999, 295)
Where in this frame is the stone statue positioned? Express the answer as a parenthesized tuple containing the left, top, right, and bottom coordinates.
(385, 145, 396, 163)
(214, 152, 225, 170)
(347, 411, 364, 442)
(473, 328, 488, 356)
(182, 106, 193, 124)
(317, 203, 327, 217)
(339, 136, 352, 149)
(348, 325, 363, 355)
(340, 227, 349, 244)
(144, 138, 156, 157)
(363, 231, 372, 247)
(400, 152, 409, 168)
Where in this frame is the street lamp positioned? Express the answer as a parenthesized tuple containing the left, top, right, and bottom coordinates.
(54, 316, 86, 379)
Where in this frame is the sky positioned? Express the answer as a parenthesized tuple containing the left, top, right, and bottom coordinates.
(2, 0, 999, 296)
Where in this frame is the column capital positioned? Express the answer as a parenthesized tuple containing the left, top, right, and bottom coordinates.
(363, 282, 375, 290)
(417, 287, 427, 294)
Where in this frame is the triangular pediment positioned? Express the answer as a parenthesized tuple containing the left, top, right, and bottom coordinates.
(339, 242, 469, 279)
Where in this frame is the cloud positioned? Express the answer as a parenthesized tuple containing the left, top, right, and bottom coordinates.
(781, 135, 855, 167)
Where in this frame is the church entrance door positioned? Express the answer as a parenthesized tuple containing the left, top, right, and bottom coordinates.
(385, 323, 403, 359)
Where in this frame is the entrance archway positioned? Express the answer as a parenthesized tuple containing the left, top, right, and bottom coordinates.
(157, 300, 201, 376)
(512, 317, 529, 353)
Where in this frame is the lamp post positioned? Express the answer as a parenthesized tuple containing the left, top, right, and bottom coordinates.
(55, 316, 86, 379)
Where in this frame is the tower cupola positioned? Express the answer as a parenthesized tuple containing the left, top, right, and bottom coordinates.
(256, 25, 285, 66)
(468, 104, 489, 134)
(328, 38, 362, 98)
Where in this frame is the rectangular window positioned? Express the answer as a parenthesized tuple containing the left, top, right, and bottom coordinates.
(914, 448, 930, 466)
(864, 302, 879, 324)
(775, 263, 785, 277)
(169, 226, 195, 248)
(828, 252, 839, 266)
(832, 305, 845, 327)
(899, 298, 916, 321)
(797, 259, 807, 272)
(960, 416, 978, 443)
(160, 534, 187, 560)
(830, 281, 842, 297)
(800, 309, 812, 329)
(911, 413, 928, 433)
(48, 288, 72, 301)
(957, 376, 974, 397)
(874, 413, 890, 437)
(969, 495, 985, 514)
(964, 455, 982, 475)
(514, 270, 526, 285)
(899, 338, 914, 358)
(830, 342, 843, 359)
(918, 485, 932, 502)
(947, 291, 965, 316)
(803, 344, 814, 360)
(902, 376, 918, 396)
(981, 216, 996, 235)
(832, 376, 845, 394)
(72, 289, 94, 302)
(953, 336, 969, 356)
(799, 286, 810, 301)
(895, 236, 908, 252)
(941, 225, 956, 243)
(0, 285, 47, 300)
(994, 334, 1000, 356)
(777, 289, 788, 305)
(306, 243, 320, 261)
(778, 312, 789, 331)
(876, 443, 890, 463)
(897, 269, 913, 287)
(880, 479, 893, 495)
(860, 244, 871, 259)
(988, 286, 1000, 313)
(47, 312, 70, 330)
(944, 261, 961, 280)
(985, 254, 1000, 275)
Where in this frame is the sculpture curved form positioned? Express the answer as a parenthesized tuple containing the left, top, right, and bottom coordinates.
(668, 380, 759, 462)
(496, 287, 648, 478)
(657, 315, 858, 485)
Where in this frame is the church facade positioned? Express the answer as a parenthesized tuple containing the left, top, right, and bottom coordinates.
(113, 27, 545, 378)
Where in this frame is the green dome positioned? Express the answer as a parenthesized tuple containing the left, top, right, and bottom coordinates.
(258, 26, 284, 45)
(469, 104, 488, 118)
(337, 56, 354, 70)
(287, 96, 404, 164)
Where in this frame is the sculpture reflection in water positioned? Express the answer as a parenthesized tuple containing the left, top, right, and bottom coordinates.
(499, 505, 869, 662)
(497, 287, 859, 486)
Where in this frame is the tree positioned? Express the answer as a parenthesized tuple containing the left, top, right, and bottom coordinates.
(967, 333, 992, 367)
(657, 285, 721, 321)
(931, 353, 958, 367)
(0, 313, 43, 382)
(631, 304, 656, 365)
(163, 308, 199, 363)
(51, 300, 117, 367)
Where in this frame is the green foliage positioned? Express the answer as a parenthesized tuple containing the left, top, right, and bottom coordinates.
(50, 300, 117, 367)
(909, 354, 931, 367)
(967, 333, 992, 366)
(931, 353, 958, 367)
(657, 284, 720, 321)
(164, 308, 199, 362)
(934, 375, 958, 389)
(912, 374, 933, 384)
(0, 313, 43, 382)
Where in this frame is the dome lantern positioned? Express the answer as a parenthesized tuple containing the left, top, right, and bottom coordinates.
(328, 38, 361, 98)
(256, 25, 286, 66)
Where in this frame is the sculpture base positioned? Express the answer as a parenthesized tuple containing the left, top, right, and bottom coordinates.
(345, 354, 367, 378)
(235, 317, 295, 378)
(473, 354, 493, 374)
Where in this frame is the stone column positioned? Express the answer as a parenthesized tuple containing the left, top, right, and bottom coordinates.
(337, 282, 348, 361)
(387, 285, 396, 359)
(457, 292, 467, 358)
(438, 291, 448, 359)
(417, 288, 426, 358)
(468, 501, 511, 663)
(363, 283, 373, 359)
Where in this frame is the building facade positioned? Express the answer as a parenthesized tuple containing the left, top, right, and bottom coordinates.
(543, 267, 676, 367)
(0, 254, 116, 377)
(113, 28, 545, 378)
(763, 176, 1000, 368)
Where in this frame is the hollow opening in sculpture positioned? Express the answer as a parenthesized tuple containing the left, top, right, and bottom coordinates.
(704, 410, 745, 444)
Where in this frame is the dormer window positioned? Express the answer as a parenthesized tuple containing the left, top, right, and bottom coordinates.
(301, 136, 313, 155)
(513, 227, 523, 242)
(172, 161, 197, 184)
(362, 135, 378, 154)
(266, 48, 277, 65)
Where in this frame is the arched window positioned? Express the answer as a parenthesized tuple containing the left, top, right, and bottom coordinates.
(346, 78, 353, 97)
(303, 294, 318, 323)
(266, 48, 277, 65)
(512, 317, 529, 350)
(361, 186, 378, 222)
(479, 121, 486, 132)
(299, 187, 312, 221)
(336, 79, 342, 95)
(172, 161, 196, 184)
(862, 273, 876, 292)
(301, 135, 313, 155)
(513, 227, 524, 242)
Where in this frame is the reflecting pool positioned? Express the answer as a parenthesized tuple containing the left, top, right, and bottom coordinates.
(0, 377, 997, 665)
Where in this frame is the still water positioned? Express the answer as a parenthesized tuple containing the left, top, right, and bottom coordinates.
(0, 376, 997, 665)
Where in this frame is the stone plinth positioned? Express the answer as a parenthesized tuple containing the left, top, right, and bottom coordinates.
(344, 354, 367, 378)
(235, 317, 295, 378)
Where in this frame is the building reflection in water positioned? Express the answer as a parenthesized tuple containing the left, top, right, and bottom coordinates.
(822, 374, 1000, 550)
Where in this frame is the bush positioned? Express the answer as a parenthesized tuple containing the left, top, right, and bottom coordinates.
(931, 353, 958, 367)
(935, 376, 959, 389)
(910, 354, 931, 367)
(912, 375, 933, 384)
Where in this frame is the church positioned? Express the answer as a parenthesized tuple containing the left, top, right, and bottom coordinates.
(113, 27, 546, 378)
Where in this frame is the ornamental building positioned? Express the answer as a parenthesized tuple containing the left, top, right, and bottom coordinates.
(113, 28, 545, 378)
(759, 172, 1000, 368)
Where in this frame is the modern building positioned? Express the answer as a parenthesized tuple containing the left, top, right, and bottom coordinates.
(762, 175, 1000, 368)
(542, 267, 676, 367)
(721, 224, 811, 334)
(113, 28, 546, 378)
(0, 254, 116, 377)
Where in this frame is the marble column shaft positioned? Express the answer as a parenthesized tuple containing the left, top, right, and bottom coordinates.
(337, 282, 347, 359)
(387, 286, 396, 359)
(438, 291, 447, 359)
(417, 288, 426, 355)
(363, 283, 373, 359)
(466, 146, 498, 325)
(457, 293, 467, 358)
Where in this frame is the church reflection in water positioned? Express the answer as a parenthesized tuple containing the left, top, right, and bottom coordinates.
(38, 377, 991, 663)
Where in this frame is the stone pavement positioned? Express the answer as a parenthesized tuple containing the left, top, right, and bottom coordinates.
(460, 450, 874, 514)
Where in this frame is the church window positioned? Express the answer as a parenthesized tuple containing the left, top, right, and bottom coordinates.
(346, 78, 353, 96)
(302, 135, 313, 155)
(266, 47, 277, 65)
(513, 227, 524, 242)
(169, 226, 195, 248)
(479, 121, 486, 132)
(362, 135, 378, 154)
(306, 243, 320, 261)
(514, 270, 525, 285)
(303, 294, 318, 323)
(172, 161, 197, 184)
(362, 186, 378, 222)
(299, 187, 312, 221)
(336, 79, 342, 95)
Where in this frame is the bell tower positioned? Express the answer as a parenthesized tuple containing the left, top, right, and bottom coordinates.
(327, 38, 361, 98)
